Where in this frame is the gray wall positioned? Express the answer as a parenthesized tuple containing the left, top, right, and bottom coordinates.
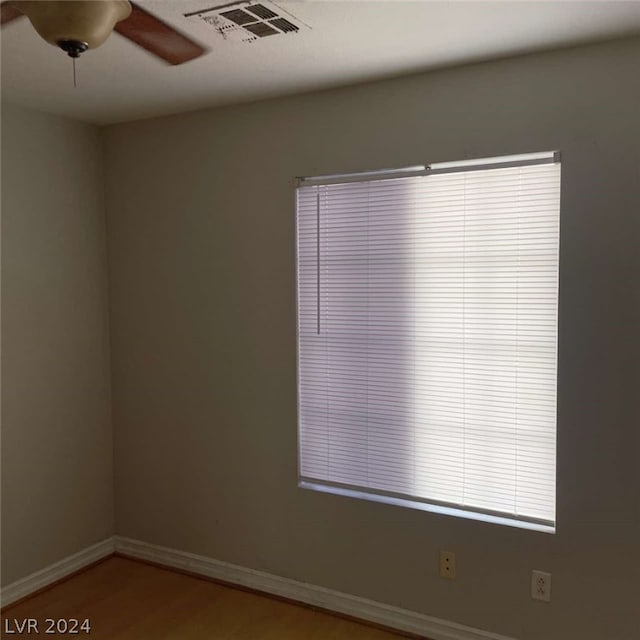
(104, 37, 636, 640)
(1, 105, 114, 586)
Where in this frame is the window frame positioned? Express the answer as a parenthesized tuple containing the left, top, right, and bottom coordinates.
(295, 151, 561, 533)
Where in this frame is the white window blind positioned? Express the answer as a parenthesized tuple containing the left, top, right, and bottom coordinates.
(296, 153, 560, 531)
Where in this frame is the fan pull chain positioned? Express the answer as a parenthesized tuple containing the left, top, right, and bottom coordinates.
(73, 57, 77, 88)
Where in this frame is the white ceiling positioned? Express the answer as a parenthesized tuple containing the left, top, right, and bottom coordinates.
(2, 0, 640, 125)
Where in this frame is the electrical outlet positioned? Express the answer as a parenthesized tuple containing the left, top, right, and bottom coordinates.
(440, 551, 456, 579)
(531, 570, 551, 602)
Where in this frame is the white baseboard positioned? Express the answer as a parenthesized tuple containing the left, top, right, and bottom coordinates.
(114, 536, 517, 640)
(1, 538, 115, 608)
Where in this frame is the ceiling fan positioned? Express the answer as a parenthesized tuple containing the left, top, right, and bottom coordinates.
(0, 1, 208, 65)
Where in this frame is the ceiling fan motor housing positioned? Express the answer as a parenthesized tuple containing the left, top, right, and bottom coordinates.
(14, 0, 131, 55)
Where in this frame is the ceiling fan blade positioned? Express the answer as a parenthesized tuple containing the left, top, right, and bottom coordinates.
(115, 2, 207, 65)
(1, 1, 23, 26)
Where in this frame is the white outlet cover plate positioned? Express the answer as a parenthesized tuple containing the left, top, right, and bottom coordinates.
(531, 570, 552, 602)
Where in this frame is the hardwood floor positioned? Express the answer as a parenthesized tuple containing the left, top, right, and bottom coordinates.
(1, 556, 411, 639)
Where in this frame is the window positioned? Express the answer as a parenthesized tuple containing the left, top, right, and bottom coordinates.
(296, 152, 560, 532)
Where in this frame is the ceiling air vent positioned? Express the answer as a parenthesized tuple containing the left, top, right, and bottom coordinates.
(246, 4, 278, 20)
(185, 1, 308, 44)
(243, 22, 279, 38)
(220, 8, 257, 25)
(269, 17, 298, 33)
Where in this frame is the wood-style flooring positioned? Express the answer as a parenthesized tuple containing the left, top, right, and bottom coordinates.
(1, 556, 412, 639)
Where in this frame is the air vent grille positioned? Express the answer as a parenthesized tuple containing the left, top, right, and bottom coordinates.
(186, 1, 307, 43)
(269, 17, 298, 33)
(247, 3, 278, 20)
(220, 9, 256, 26)
(244, 21, 278, 37)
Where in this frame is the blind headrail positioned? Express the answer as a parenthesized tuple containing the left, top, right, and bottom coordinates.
(297, 151, 560, 186)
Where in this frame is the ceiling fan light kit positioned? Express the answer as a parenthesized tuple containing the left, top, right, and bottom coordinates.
(11, 0, 131, 57)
